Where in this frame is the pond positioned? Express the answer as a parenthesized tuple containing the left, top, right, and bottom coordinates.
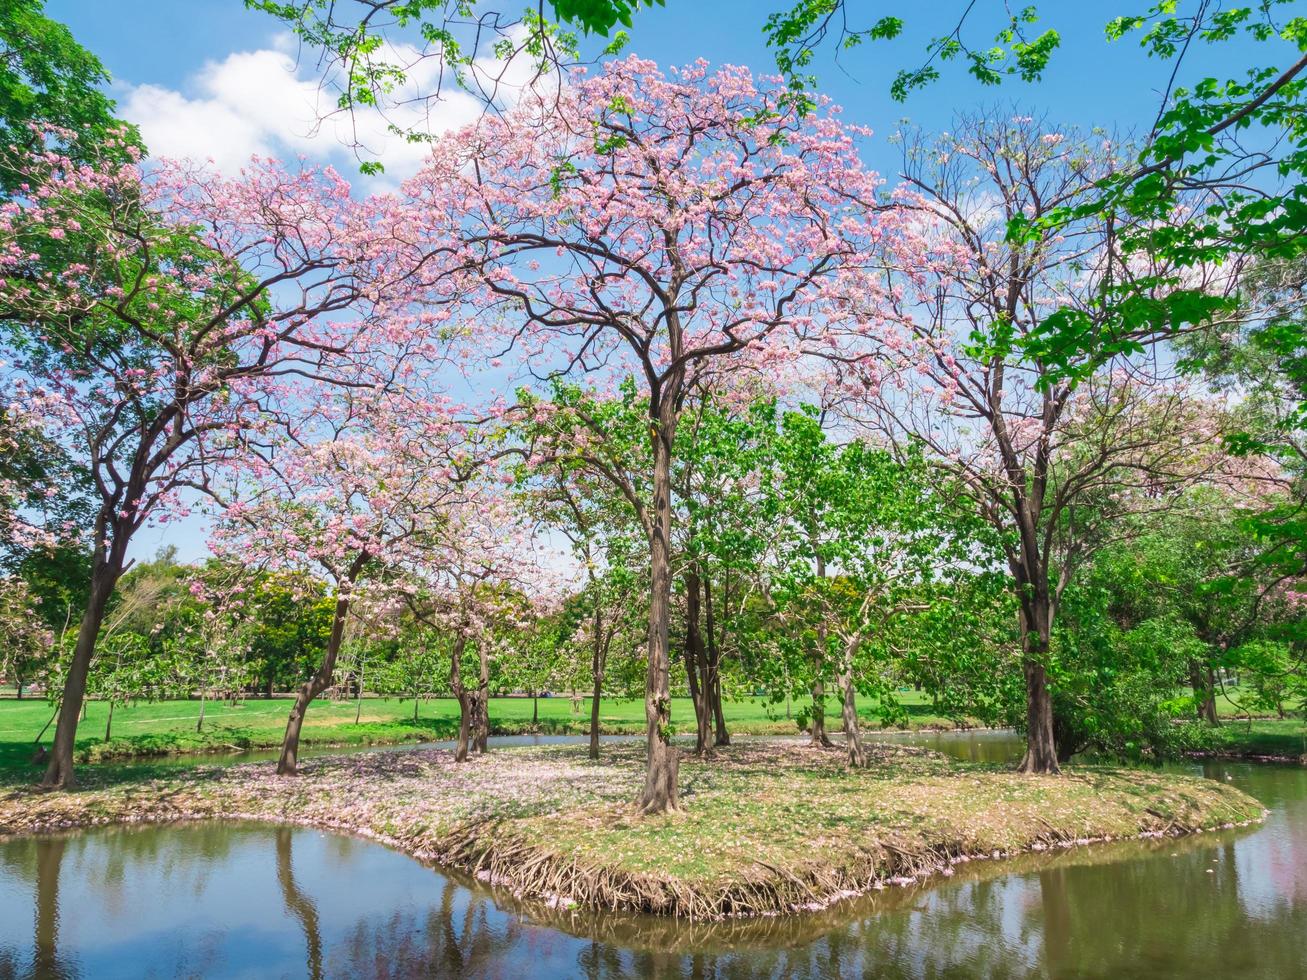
(1, 733, 1304, 979)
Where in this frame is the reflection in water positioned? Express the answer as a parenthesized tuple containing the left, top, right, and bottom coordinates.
(275, 828, 322, 980)
(32, 837, 71, 980)
(0, 738, 1305, 978)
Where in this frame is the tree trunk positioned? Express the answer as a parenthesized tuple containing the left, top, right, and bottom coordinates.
(473, 639, 490, 753)
(354, 659, 364, 724)
(532, 692, 538, 726)
(1202, 666, 1220, 726)
(703, 575, 729, 746)
(589, 604, 605, 761)
(455, 692, 473, 762)
(471, 691, 489, 754)
(1018, 656, 1059, 773)
(1188, 661, 1220, 726)
(810, 678, 834, 748)
(451, 634, 471, 762)
(638, 417, 679, 814)
(103, 701, 114, 743)
(838, 660, 866, 768)
(589, 681, 602, 760)
(277, 592, 352, 776)
(683, 570, 713, 757)
(413, 694, 420, 721)
(42, 558, 120, 788)
(196, 690, 206, 733)
(1016, 594, 1059, 774)
(807, 539, 834, 751)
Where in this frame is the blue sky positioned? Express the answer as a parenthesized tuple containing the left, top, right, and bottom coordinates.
(43, 0, 1264, 562)
(51, 0, 1266, 179)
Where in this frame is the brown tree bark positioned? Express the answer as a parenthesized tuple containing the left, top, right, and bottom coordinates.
(703, 575, 729, 746)
(42, 555, 122, 788)
(1016, 594, 1060, 774)
(809, 677, 834, 748)
(638, 411, 679, 814)
(589, 604, 605, 760)
(451, 634, 472, 762)
(1018, 656, 1059, 774)
(1186, 661, 1221, 724)
(838, 662, 867, 768)
(278, 591, 352, 776)
(472, 638, 490, 753)
(683, 569, 713, 757)
(276, 552, 369, 775)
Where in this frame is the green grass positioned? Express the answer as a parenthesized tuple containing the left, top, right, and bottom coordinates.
(1209, 683, 1300, 720)
(0, 688, 970, 776)
(1198, 718, 1307, 760)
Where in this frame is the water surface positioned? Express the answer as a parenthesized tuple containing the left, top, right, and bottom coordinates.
(1, 732, 1304, 978)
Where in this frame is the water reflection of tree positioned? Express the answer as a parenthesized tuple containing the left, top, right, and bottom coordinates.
(33, 838, 79, 980)
(93, 821, 238, 918)
(275, 828, 323, 980)
(0, 837, 82, 980)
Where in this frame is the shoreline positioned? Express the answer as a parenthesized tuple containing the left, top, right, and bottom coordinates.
(0, 739, 1265, 919)
(57, 723, 1307, 772)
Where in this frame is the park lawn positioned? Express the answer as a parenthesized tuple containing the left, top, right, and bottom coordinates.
(0, 738, 1263, 918)
(0, 689, 974, 776)
(1198, 718, 1307, 760)
(1210, 684, 1299, 722)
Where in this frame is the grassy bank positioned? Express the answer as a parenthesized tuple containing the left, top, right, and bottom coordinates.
(0, 691, 977, 775)
(1190, 718, 1307, 762)
(0, 739, 1262, 918)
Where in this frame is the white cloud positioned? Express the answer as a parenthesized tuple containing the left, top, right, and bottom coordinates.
(122, 48, 321, 174)
(118, 31, 541, 184)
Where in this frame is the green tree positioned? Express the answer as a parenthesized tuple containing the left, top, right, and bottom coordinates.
(0, 0, 133, 189)
(758, 408, 973, 766)
(243, 573, 335, 697)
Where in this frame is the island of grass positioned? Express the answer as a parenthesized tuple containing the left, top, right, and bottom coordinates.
(0, 739, 1263, 919)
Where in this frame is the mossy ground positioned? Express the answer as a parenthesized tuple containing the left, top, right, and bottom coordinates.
(0, 737, 1263, 919)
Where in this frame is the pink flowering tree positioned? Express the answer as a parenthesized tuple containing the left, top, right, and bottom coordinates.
(405, 57, 890, 812)
(837, 113, 1245, 772)
(0, 383, 84, 557)
(0, 131, 409, 786)
(211, 390, 477, 774)
(398, 482, 560, 761)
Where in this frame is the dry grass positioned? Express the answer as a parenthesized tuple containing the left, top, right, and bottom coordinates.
(0, 738, 1263, 919)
